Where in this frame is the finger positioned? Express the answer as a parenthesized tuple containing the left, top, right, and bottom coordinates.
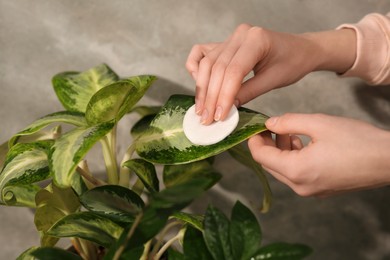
(216, 27, 270, 121)
(248, 134, 296, 175)
(186, 43, 218, 80)
(275, 134, 292, 150)
(290, 135, 304, 150)
(265, 113, 326, 138)
(195, 45, 224, 116)
(202, 24, 252, 124)
(248, 134, 295, 186)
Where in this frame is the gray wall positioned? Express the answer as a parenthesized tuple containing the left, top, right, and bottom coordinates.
(1, 1, 390, 259)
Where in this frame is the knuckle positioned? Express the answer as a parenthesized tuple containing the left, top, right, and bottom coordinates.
(199, 56, 213, 68)
(211, 60, 227, 74)
(235, 23, 252, 33)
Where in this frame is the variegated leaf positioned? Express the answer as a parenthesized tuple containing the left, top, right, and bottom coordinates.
(47, 212, 123, 248)
(50, 122, 114, 187)
(2, 184, 41, 207)
(9, 111, 87, 147)
(85, 75, 157, 125)
(52, 64, 119, 113)
(122, 158, 159, 193)
(135, 95, 268, 164)
(0, 141, 52, 205)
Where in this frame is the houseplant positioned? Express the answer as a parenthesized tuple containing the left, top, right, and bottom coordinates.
(0, 64, 312, 259)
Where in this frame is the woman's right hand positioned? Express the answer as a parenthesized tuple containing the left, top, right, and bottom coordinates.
(186, 24, 356, 125)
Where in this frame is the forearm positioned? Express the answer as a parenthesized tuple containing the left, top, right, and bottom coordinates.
(301, 29, 357, 74)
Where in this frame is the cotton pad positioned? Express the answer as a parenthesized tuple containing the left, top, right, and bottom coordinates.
(183, 105, 239, 146)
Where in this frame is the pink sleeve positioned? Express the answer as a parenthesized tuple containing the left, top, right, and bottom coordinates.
(337, 13, 390, 85)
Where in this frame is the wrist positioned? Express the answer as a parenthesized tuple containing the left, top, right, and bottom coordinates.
(300, 29, 357, 74)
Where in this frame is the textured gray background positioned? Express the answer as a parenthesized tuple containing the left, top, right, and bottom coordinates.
(1, 1, 390, 259)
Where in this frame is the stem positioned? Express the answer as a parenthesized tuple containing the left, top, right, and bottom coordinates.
(101, 134, 118, 185)
(76, 161, 106, 187)
(140, 240, 152, 260)
(150, 221, 182, 257)
(154, 230, 184, 260)
(132, 178, 144, 195)
(112, 212, 143, 260)
(118, 143, 136, 187)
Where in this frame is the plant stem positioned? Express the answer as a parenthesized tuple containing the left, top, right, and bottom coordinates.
(118, 143, 136, 187)
(101, 134, 119, 185)
(150, 221, 181, 257)
(154, 230, 184, 260)
(112, 212, 143, 260)
(140, 240, 152, 260)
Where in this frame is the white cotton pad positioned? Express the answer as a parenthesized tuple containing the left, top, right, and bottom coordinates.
(183, 105, 239, 146)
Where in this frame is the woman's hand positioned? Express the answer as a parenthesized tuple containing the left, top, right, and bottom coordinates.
(186, 24, 356, 125)
(248, 113, 390, 197)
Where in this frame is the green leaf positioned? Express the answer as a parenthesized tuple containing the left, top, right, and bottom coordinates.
(130, 114, 156, 139)
(122, 158, 159, 193)
(35, 185, 80, 232)
(183, 225, 213, 260)
(17, 246, 39, 260)
(47, 212, 123, 248)
(31, 247, 83, 260)
(0, 141, 8, 170)
(50, 122, 114, 187)
(85, 75, 157, 125)
(135, 95, 268, 164)
(105, 178, 208, 259)
(9, 111, 87, 147)
(230, 201, 262, 260)
(0, 141, 52, 204)
(228, 144, 272, 213)
(203, 205, 234, 260)
(252, 242, 312, 260)
(171, 211, 204, 231)
(80, 185, 144, 223)
(2, 185, 41, 207)
(52, 64, 119, 113)
(163, 160, 221, 190)
(168, 248, 185, 260)
(130, 105, 161, 117)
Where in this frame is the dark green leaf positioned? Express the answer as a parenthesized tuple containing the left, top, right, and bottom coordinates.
(135, 95, 268, 164)
(52, 64, 119, 113)
(105, 179, 208, 259)
(85, 75, 157, 125)
(168, 248, 185, 260)
(228, 144, 272, 213)
(47, 212, 123, 248)
(50, 122, 114, 187)
(130, 114, 156, 139)
(163, 160, 221, 190)
(252, 242, 312, 260)
(203, 205, 234, 260)
(231, 201, 262, 260)
(183, 225, 213, 260)
(80, 185, 144, 223)
(171, 211, 204, 231)
(9, 111, 87, 147)
(31, 247, 83, 260)
(122, 158, 159, 193)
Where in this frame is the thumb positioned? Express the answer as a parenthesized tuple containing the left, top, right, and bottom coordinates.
(265, 113, 325, 137)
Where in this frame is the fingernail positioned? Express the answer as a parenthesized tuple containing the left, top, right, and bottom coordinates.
(234, 99, 240, 108)
(200, 109, 209, 124)
(214, 106, 223, 121)
(266, 117, 279, 126)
